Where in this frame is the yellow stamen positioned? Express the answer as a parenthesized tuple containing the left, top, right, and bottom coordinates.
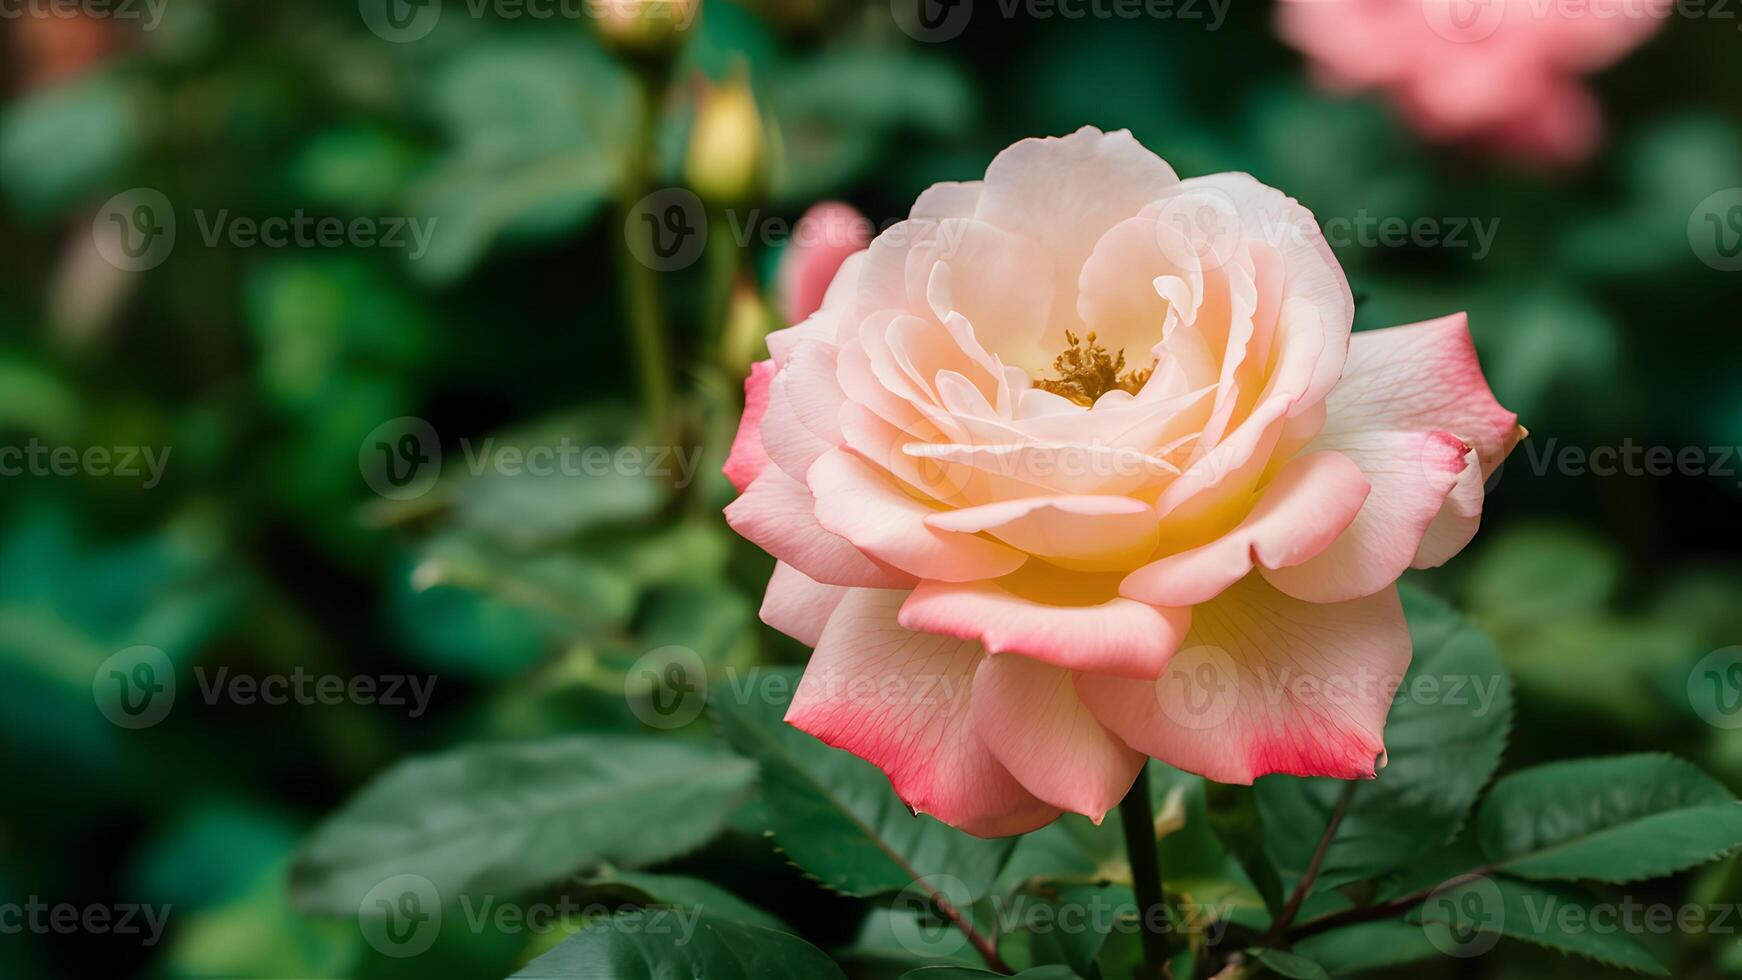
(1032, 330, 1153, 407)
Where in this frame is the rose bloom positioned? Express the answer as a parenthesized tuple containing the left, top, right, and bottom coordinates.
(724, 128, 1521, 836)
(1277, 0, 1670, 164)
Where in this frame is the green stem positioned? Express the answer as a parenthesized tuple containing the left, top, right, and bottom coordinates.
(1264, 780, 1356, 944)
(616, 69, 675, 443)
(1120, 766, 1171, 979)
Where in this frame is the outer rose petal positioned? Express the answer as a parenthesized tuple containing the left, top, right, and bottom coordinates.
(724, 360, 775, 493)
(1311, 313, 1521, 574)
(1121, 451, 1371, 607)
(786, 589, 1062, 837)
(971, 655, 1145, 820)
(724, 466, 914, 590)
(808, 449, 1028, 583)
(899, 576, 1190, 679)
(1078, 576, 1410, 785)
(1262, 431, 1469, 603)
(760, 561, 848, 646)
(760, 340, 846, 482)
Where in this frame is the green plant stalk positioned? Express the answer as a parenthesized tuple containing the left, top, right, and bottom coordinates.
(616, 69, 676, 443)
(1120, 765, 1172, 979)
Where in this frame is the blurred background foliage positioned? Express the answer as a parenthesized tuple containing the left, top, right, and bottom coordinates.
(0, 0, 1738, 977)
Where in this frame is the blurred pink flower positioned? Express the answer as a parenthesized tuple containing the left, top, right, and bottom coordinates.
(776, 202, 872, 323)
(724, 127, 1520, 835)
(1277, 0, 1671, 164)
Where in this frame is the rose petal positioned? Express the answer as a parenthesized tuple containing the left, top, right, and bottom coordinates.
(899, 571, 1189, 679)
(724, 359, 774, 493)
(760, 561, 849, 647)
(786, 588, 1061, 837)
(1078, 576, 1410, 784)
(808, 449, 1028, 582)
(1121, 451, 1371, 607)
(971, 654, 1145, 821)
(724, 465, 914, 589)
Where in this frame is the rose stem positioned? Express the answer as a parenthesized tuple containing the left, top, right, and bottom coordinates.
(1119, 764, 1172, 979)
(1263, 779, 1357, 944)
(615, 67, 676, 446)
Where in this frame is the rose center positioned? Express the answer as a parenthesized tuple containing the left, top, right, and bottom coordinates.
(1032, 330, 1154, 407)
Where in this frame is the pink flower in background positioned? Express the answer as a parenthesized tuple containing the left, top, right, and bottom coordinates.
(777, 202, 872, 323)
(724, 128, 1520, 836)
(1277, 0, 1671, 164)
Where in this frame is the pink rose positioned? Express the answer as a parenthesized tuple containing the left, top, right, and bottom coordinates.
(1277, 0, 1670, 164)
(777, 202, 873, 324)
(724, 128, 1520, 836)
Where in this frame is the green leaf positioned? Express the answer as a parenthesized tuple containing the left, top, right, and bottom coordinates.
(1257, 587, 1512, 890)
(1023, 881, 1134, 976)
(1411, 875, 1668, 975)
(576, 870, 786, 931)
(511, 911, 845, 979)
(1292, 919, 1437, 974)
(1462, 524, 1621, 628)
(290, 736, 754, 915)
(169, 860, 361, 980)
(905, 967, 1080, 974)
(0, 74, 137, 217)
(1248, 947, 1331, 979)
(1476, 754, 1742, 883)
(901, 968, 1079, 979)
(713, 668, 1014, 898)
(408, 37, 632, 282)
(1204, 782, 1286, 918)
